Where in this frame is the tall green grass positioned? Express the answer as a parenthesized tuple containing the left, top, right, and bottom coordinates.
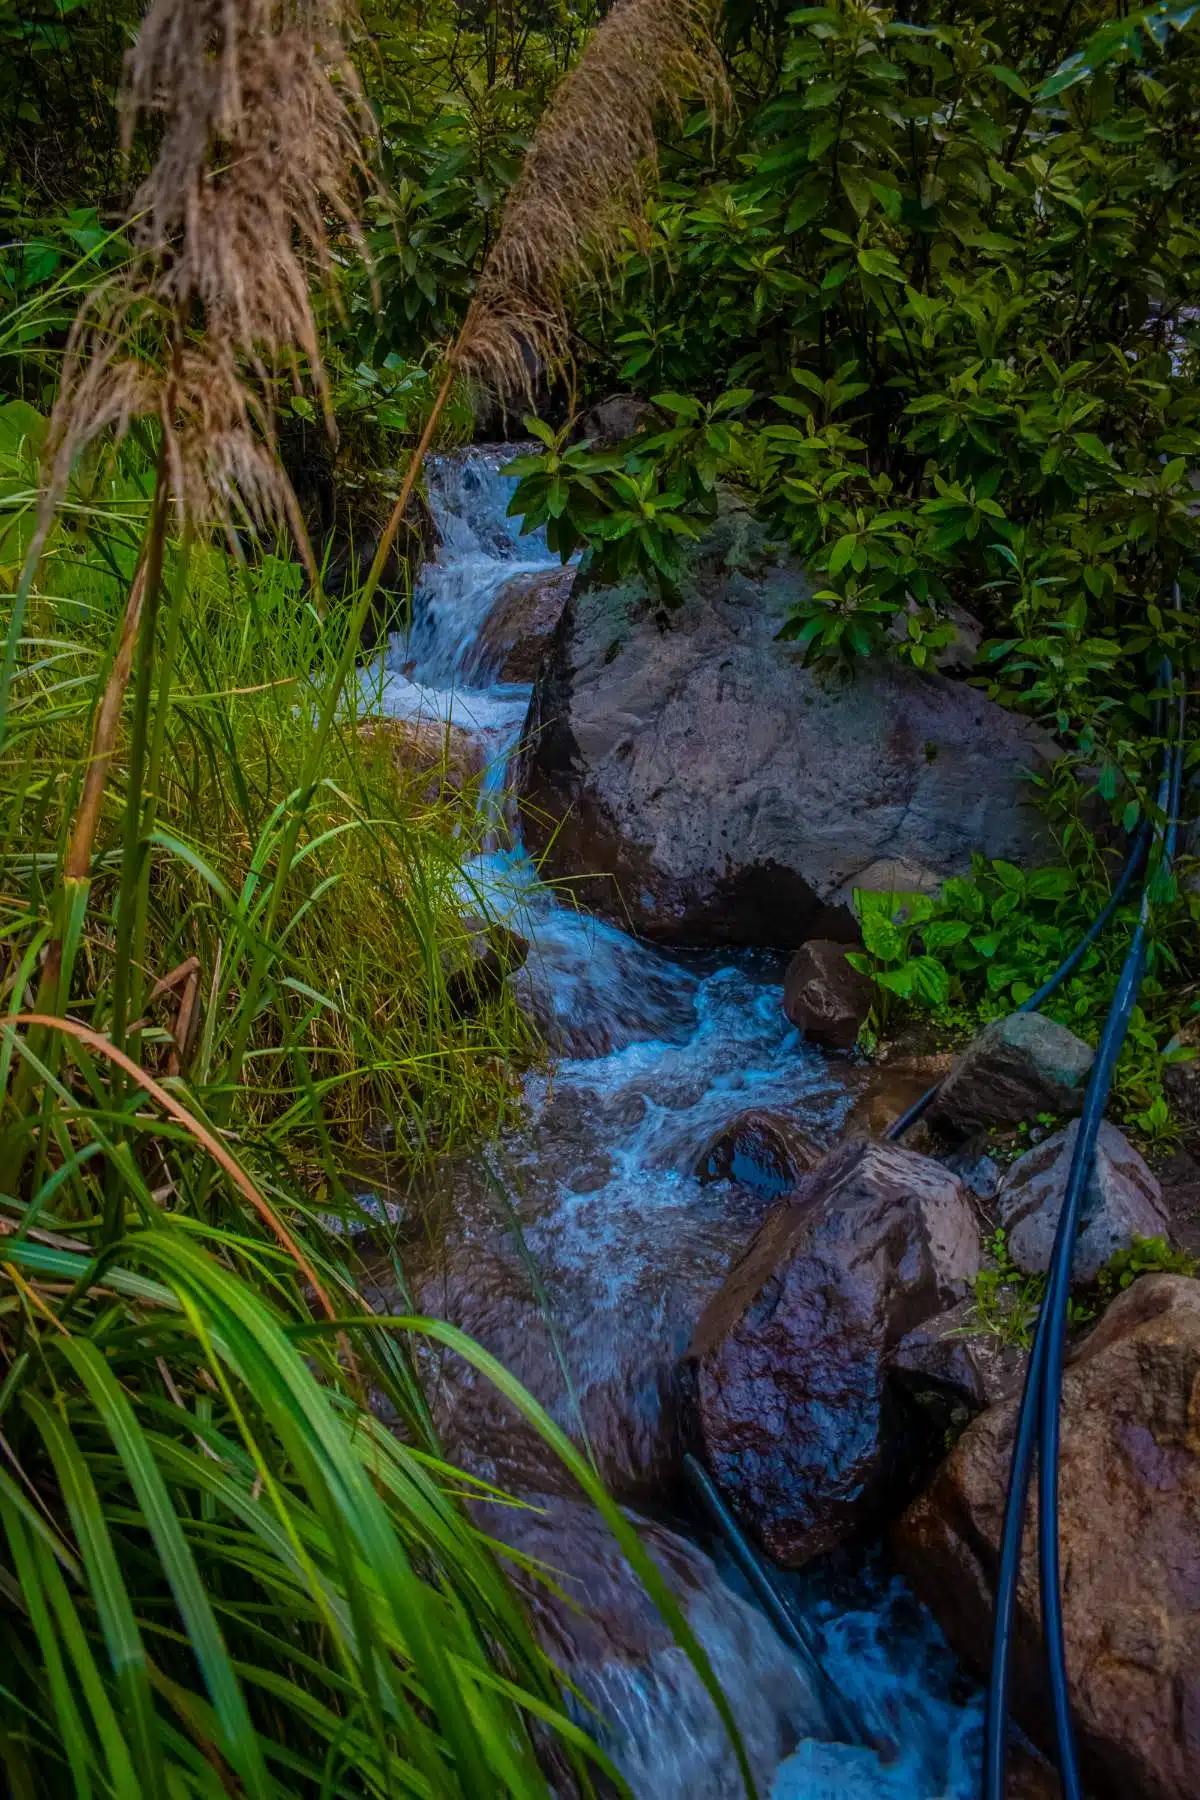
(0, 241, 751, 1795)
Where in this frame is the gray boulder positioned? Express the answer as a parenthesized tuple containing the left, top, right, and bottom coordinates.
(929, 1010, 1094, 1138)
(997, 1118, 1171, 1283)
(519, 504, 1055, 945)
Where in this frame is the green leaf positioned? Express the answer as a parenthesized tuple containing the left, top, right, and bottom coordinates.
(58, 1338, 273, 1800)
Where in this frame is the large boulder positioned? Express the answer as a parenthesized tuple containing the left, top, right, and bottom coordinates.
(686, 1139, 983, 1565)
(474, 563, 576, 683)
(928, 1011, 1094, 1138)
(782, 938, 874, 1050)
(997, 1118, 1171, 1283)
(895, 1274, 1200, 1800)
(519, 504, 1054, 944)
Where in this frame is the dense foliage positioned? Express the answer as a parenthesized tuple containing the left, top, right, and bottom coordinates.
(559, 2, 1200, 789)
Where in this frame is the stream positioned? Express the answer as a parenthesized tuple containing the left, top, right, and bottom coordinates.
(362, 448, 987, 1800)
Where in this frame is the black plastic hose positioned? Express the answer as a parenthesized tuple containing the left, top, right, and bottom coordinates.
(984, 677, 1186, 1800)
(683, 1452, 863, 1746)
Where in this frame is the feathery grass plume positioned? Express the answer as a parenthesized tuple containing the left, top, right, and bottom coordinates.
(44, 0, 372, 544)
(29, 0, 375, 1040)
(362, 0, 724, 612)
(456, 0, 725, 395)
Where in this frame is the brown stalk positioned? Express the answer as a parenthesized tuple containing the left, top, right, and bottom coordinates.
(34, 0, 372, 1025)
(36, 556, 149, 1007)
(361, 0, 723, 618)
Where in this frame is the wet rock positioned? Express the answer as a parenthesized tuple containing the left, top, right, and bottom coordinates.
(928, 1011, 1094, 1138)
(359, 715, 483, 802)
(896, 1274, 1200, 1800)
(474, 563, 576, 683)
(693, 1107, 824, 1200)
(997, 1119, 1170, 1283)
(941, 1148, 1002, 1201)
(493, 1494, 824, 1800)
(440, 914, 529, 1015)
(511, 910, 701, 1058)
(839, 1058, 948, 1148)
(782, 939, 874, 1050)
(1153, 1147, 1200, 1258)
(519, 502, 1054, 945)
(573, 393, 666, 450)
(686, 1139, 983, 1565)
(893, 1297, 1028, 1414)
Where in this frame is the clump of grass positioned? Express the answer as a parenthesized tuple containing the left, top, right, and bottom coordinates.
(0, 0, 754, 1789)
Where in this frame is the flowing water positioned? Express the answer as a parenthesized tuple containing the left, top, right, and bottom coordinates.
(364, 448, 986, 1800)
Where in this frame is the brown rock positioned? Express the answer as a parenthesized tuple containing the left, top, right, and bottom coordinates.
(686, 1139, 982, 1565)
(490, 1494, 825, 1800)
(929, 1011, 1094, 1138)
(693, 1107, 824, 1199)
(895, 1274, 1200, 1800)
(475, 564, 576, 683)
(440, 914, 529, 1015)
(367, 1106, 776, 1501)
(358, 715, 483, 802)
(572, 393, 666, 450)
(782, 938, 874, 1050)
(1163, 1017, 1200, 1132)
(893, 1296, 1028, 1414)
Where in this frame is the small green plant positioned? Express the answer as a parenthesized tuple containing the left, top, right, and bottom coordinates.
(1096, 1235, 1198, 1298)
(963, 1228, 1050, 1351)
(845, 889, 949, 1032)
(962, 1230, 1198, 1353)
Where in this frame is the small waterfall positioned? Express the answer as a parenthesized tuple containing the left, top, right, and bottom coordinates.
(363, 446, 985, 1800)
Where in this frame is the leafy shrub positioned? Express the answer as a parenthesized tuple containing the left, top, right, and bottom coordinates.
(578, 0, 1200, 803)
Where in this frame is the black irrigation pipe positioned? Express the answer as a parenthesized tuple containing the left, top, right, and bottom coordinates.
(683, 1452, 864, 1747)
(985, 669, 1187, 1800)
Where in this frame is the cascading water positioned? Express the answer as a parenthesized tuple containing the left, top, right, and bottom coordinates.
(365, 446, 987, 1800)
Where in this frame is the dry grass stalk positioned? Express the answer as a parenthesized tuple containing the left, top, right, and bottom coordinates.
(456, 0, 724, 395)
(44, 0, 372, 542)
(40, 0, 373, 901)
(364, 0, 724, 609)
